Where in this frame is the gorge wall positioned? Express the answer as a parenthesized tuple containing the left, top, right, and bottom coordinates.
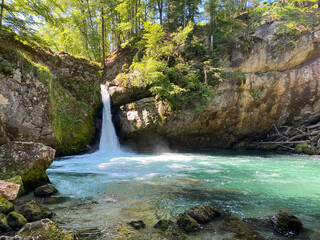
(0, 32, 101, 155)
(107, 22, 320, 153)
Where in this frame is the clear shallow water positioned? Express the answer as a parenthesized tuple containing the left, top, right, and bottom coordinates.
(44, 150, 320, 239)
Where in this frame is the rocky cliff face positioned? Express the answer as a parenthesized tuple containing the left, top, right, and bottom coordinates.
(109, 23, 320, 153)
(0, 32, 101, 155)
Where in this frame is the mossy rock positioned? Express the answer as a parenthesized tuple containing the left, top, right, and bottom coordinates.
(34, 185, 58, 198)
(294, 143, 316, 155)
(185, 205, 220, 224)
(0, 197, 14, 214)
(7, 212, 27, 230)
(16, 218, 74, 240)
(269, 210, 303, 235)
(277, 211, 303, 234)
(49, 81, 96, 155)
(0, 213, 11, 232)
(19, 201, 53, 222)
(154, 219, 174, 230)
(177, 214, 200, 232)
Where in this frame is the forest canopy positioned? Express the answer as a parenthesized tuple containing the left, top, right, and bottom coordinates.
(2, 0, 318, 64)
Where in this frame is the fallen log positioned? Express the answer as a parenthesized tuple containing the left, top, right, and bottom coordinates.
(252, 140, 309, 144)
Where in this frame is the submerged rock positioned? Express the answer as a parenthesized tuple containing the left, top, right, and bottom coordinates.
(0, 142, 55, 189)
(6, 212, 27, 230)
(19, 201, 53, 222)
(269, 210, 303, 235)
(34, 185, 58, 198)
(0, 198, 13, 215)
(0, 181, 20, 201)
(16, 218, 74, 240)
(177, 214, 200, 232)
(221, 218, 266, 240)
(0, 213, 11, 232)
(154, 219, 174, 230)
(128, 220, 146, 230)
(186, 205, 220, 224)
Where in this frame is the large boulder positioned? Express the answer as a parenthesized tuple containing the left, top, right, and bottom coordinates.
(16, 219, 74, 240)
(0, 142, 55, 189)
(0, 181, 20, 201)
(0, 197, 14, 215)
(186, 205, 220, 224)
(269, 210, 303, 235)
(19, 201, 53, 222)
(6, 212, 27, 230)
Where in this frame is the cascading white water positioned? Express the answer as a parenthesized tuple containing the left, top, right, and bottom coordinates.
(99, 84, 120, 153)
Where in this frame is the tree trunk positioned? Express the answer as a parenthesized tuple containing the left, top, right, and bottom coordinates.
(0, 0, 4, 30)
(204, 66, 208, 85)
(157, 1, 163, 25)
(183, 0, 186, 27)
(101, 7, 106, 68)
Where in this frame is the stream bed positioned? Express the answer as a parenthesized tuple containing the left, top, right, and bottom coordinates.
(25, 150, 320, 239)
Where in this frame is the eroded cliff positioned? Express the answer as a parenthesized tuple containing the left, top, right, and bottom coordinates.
(108, 22, 320, 153)
(0, 32, 101, 155)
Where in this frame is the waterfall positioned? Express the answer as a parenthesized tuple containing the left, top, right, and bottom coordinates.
(99, 84, 120, 153)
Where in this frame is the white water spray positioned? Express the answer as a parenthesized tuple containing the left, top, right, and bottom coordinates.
(99, 84, 120, 153)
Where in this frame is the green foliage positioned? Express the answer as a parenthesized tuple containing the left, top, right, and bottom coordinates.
(124, 22, 214, 111)
(250, 90, 261, 99)
(0, 57, 13, 74)
(16, 51, 52, 83)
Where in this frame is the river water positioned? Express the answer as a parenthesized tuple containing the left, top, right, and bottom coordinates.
(43, 85, 320, 239)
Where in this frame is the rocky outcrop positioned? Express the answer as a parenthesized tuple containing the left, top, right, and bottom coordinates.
(229, 22, 320, 73)
(113, 25, 320, 152)
(0, 32, 101, 155)
(0, 142, 55, 189)
(109, 85, 152, 107)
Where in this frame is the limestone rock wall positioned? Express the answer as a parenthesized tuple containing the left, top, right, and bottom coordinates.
(113, 24, 320, 152)
(229, 22, 320, 73)
(0, 33, 101, 155)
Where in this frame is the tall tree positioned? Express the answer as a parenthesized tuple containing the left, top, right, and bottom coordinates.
(0, 0, 4, 30)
